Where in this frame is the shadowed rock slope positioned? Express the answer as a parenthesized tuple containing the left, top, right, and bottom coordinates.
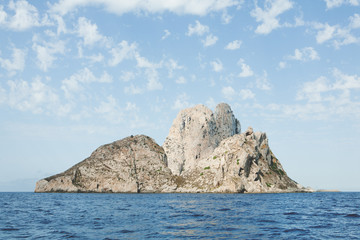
(35, 103, 312, 193)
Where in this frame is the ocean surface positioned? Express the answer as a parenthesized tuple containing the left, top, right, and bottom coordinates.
(0, 192, 359, 239)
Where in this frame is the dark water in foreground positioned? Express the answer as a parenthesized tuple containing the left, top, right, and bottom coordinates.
(0, 192, 359, 239)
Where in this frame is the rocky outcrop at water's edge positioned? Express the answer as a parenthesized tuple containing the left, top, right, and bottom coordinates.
(35, 103, 313, 193)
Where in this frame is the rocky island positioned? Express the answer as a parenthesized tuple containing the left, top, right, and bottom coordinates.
(35, 103, 312, 193)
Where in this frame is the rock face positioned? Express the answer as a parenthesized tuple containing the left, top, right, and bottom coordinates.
(35, 135, 177, 193)
(163, 103, 240, 175)
(35, 103, 311, 193)
(175, 127, 304, 193)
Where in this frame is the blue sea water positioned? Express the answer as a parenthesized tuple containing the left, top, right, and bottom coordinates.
(0, 192, 359, 239)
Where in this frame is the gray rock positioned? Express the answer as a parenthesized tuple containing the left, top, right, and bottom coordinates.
(35, 135, 177, 193)
(163, 103, 240, 175)
(176, 127, 307, 193)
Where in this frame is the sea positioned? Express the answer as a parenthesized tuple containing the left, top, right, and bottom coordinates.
(0, 192, 359, 239)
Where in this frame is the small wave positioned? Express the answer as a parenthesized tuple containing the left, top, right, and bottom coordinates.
(119, 229, 135, 233)
(217, 208, 231, 212)
(345, 213, 360, 218)
(284, 228, 307, 233)
(1, 228, 19, 231)
(283, 212, 298, 215)
(192, 213, 204, 217)
(309, 224, 330, 229)
(258, 219, 276, 223)
(116, 208, 128, 211)
(40, 219, 52, 224)
(223, 227, 237, 232)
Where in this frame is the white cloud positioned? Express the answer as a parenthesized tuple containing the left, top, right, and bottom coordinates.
(297, 69, 360, 102)
(202, 34, 218, 47)
(0, 47, 26, 74)
(166, 59, 183, 78)
(87, 53, 104, 63)
(221, 10, 233, 24)
(124, 84, 144, 95)
(162, 29, 171, 40)
(0, 6, 7, 24)
(221, 86, 255, 101)
(225, 40, 242, 50)
(289, 47, 320, 61)
(289, 69, 360, 119)
(134, 53, 163, 91)
(0, 85, 6, 104)
(146, 69, 163, 90)
(239, 89, 255, 100)
(222, 86, 236, 100)
(297, 76, 330, 102)
(172, 93, 191, 110)
(6, 0, 41, 31)
(313, 17, 360, 48)
(135, 53, 157, 68)
(187, 20, 209, 36)
(32, 36, 65, 72)
(237, 58, 254, 78)
(256, 71, 271, 90)
(76, 17, 106, 46)
(53, 14, 66, 35)
(349, 14, 360, 29)
(50, 0, 240, 16)
(210, 59, 223, 72)
(250, 0, 293, 34)
(108, 40, 137, 66)
(206, 97, 216, 109)
(176, 76, 187, 84)
(61, 68, 112, 98)
(120, 71, 136, 82)
(324, 0, 359, 8)
(99, 72, 113, 83)
(278, 61, 287, 69)
(125, 102, 138, 111)
(6, 77, 59, 114)
(94, 95, 123, 123)
(315, 23, 336, 44)
(312, 13, 360, 48)
(332, 68, 360, 90)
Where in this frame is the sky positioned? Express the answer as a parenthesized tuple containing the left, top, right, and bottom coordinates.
(0, 0, 359, 192)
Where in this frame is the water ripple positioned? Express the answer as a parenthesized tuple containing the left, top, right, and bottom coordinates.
(0, 192, 360, 239)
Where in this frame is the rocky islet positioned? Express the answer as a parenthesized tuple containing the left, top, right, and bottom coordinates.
(35, 103, 312, 193)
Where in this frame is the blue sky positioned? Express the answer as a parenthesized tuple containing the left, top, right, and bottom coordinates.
(0, 0, 359, 191)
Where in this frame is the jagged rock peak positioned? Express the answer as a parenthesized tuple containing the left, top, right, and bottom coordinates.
(163, 103, 241, 175)
(215, 103, 241, 137)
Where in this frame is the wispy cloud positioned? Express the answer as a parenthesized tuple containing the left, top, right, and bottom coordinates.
(238, 58, 254, 78)
(251, 0, 293, 34)
(187, 20, 209, 36)
(50, 0, 240, 16)
(225, 40, 242, 50)
(324, 0, 359, 9)
(0, 46, 26, 75)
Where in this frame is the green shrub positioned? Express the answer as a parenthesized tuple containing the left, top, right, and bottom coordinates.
(204, 166, 210, 170)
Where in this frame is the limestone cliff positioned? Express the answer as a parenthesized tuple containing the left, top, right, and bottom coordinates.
(163, 103, 240, 175)
(35, 103, 311, 193)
